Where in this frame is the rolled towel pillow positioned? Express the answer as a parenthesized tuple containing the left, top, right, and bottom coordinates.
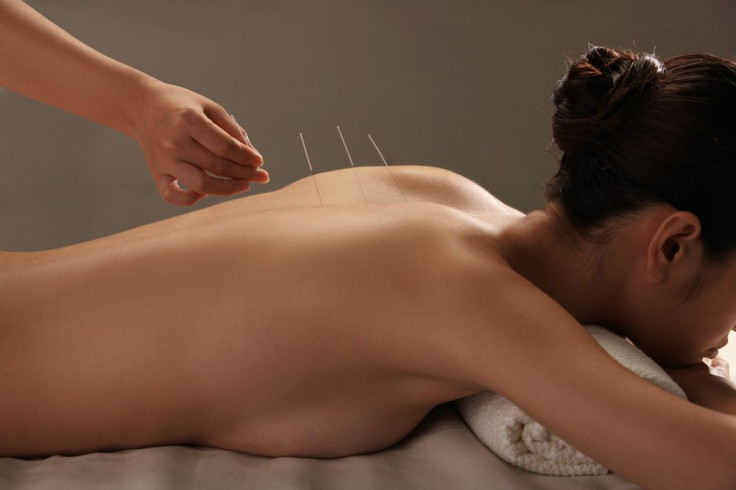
(454, 325, 687, 477)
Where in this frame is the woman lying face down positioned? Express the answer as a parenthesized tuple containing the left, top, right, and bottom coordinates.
(1, 46, 736, 490)
(523, 46, 736, 369)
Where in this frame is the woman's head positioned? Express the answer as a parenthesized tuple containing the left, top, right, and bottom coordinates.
(544, 45, 736, 264)
(542, 45, 736, 365)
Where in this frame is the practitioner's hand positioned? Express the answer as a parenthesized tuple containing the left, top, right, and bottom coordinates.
(132, 81, 268, 206)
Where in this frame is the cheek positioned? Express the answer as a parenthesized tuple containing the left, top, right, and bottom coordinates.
(616, 294, 723, 366)
(622, 323, 674, 365)
(627, 314, 702, 367)
(655, 319, 731, 366)
(638, 337, 692, 367)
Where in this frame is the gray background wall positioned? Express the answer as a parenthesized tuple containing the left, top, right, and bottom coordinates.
(1, 0, 735, 251)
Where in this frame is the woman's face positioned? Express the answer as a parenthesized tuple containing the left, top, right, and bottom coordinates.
(626, 256, 736, 368)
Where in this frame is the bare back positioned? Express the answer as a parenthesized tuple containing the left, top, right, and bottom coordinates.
(0, 164, 522, 458)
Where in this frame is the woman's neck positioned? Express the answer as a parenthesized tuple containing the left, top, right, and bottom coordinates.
(496, 206, 623, 328)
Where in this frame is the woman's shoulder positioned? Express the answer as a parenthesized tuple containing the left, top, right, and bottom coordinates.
(389, 165, 519, 215)
(281, 163, 521, 219)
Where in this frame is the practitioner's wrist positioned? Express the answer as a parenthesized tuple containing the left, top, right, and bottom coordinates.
(116, 69, 164, 139)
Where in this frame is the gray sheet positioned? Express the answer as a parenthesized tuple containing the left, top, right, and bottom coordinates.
(0, 403, 640, 489)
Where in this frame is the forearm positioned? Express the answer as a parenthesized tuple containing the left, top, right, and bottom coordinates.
(460, 269, 736, 489)
(668, 361, 736, 415)
(0, 0, 156, 136)
(498, 343, 736, 489)
(692, 376, 736, 414)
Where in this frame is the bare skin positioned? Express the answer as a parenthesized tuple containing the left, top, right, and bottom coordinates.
(1, 164, 735, 490)
(0, 0, 265, 206)
(2, 3, 734, 488)
(0, 164, 514, 458)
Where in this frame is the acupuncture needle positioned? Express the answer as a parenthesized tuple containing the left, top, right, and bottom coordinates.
(368, 133, 407, 202)
(336, 125, 368, 206)
(299, 132, 324, 207)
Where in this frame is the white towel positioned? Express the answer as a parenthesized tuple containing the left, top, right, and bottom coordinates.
(454, 325, 687, 476)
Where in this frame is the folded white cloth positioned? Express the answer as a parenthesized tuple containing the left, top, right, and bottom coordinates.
(454, 325, 687, 476)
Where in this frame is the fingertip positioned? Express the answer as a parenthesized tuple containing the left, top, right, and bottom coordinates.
(254, 168, 269, 183)
(249, 148, 264, 167)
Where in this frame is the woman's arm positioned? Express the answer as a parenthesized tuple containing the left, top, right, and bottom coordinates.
(667, 358, 736, 416)
(441, 263, 736, 490)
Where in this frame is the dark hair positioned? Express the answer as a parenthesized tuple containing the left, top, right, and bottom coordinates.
(543, 45, 736, 263)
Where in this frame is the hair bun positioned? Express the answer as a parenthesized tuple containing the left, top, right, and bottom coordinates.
(552, 46, 665, 154)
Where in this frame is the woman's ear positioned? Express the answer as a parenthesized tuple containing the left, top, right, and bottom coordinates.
(646, 211, 702, 282)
